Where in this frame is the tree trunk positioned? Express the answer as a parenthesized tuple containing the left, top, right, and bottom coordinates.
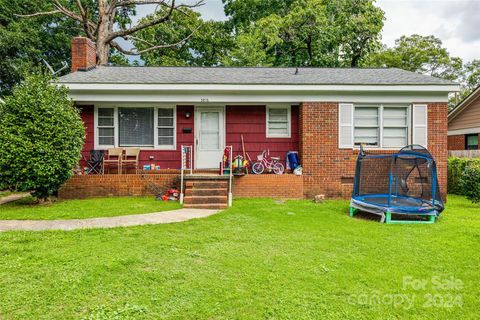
(95, 3, 114, 65)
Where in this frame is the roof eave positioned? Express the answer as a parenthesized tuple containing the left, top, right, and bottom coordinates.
(448, 85, 480, 123)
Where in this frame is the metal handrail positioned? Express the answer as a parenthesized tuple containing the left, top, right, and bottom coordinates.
(226, 145, 233, 207)
(180, 145, 193, 205)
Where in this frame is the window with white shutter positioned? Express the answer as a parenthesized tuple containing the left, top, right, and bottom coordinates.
(412, 104, 428, 147)
(339, 103, 354, 148)
(340, 104, 413, 149)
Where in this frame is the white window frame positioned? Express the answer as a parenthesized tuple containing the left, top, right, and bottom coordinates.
(353, 104, 411, 149)
(156, 106, 177, 150)
(94, 105, 177, 150)
(266, 105, 291, 138)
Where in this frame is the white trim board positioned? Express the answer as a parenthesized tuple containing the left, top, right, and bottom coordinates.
(62, 83, 459, 92)
(70, 92, 451, 104)
(448, 127, 480, 136)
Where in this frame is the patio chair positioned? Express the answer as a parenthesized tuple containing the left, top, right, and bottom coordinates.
(82, 150, 105, 174)
(122, 148, 141, 174)
(103, 148, 123, 174)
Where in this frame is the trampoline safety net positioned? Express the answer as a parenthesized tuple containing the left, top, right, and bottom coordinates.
(352, 145, 444, 214)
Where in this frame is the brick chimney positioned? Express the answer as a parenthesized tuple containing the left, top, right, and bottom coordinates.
(71, 37, 97, 72)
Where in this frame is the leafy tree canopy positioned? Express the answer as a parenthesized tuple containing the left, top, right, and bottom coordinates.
(365, 34, 463, 81)
(134, 7, 233, 66)
(222, 0, 385, 67)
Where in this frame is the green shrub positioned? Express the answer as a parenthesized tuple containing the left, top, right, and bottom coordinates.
(460, 162, 480, 203)
(0, 73, 84, 199)
(447, 157, 480, 195)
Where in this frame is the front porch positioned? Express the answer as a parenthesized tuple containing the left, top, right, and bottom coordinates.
(58, 172, 304, 200)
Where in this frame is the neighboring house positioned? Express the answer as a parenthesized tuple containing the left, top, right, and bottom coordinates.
(59, 37, 458, 200)
(448, 86, 480, 150)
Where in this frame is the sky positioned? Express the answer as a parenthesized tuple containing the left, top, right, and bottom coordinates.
(128, 0, 480, 63)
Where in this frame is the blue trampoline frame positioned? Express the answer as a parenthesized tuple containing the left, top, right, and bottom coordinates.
(349, 145, 444, 224)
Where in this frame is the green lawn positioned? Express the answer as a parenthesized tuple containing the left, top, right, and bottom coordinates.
(0, 196, 181, 220)
(0, 195, 478, 319)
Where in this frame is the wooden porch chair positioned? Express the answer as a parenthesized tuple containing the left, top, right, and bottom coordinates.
(102, 148, 123, 174)
(122, 148, 141, 174)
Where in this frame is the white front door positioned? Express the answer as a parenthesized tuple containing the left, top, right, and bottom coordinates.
(195, 107, 225, 169)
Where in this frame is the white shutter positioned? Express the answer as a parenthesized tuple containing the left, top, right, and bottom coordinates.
(412, 104, 428, 147)
(339, 103, 354, 148)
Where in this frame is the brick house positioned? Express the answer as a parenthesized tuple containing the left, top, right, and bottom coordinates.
(58, 37, 457, 202)
(448, 86, 480, 150)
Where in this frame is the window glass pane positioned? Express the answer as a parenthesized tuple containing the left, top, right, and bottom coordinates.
(98, 127, 114, 146)
(158, 108, 174, 118)
(158, 136, 174, 146)
(119, 107, 154, 146)
(269, 122, 288, 130)
(383, 127, 407, 147)
(201, 133, 220, 149)
(268, 108, 289, 135)
(383, 107, 407, 126)
(98, 117, 114, 126)
(269, 108, 288, 122)
(467, 135, 478, 150)
(98, 108, 114, 117)
(201, 112, 219, 131)
(99, 136, 114, 145)
(354, 127, 378, 145)
(354, 107, 378, 126)
(158, 117, 174, 127)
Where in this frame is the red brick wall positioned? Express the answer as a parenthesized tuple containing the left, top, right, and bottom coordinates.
(427, 103, 448, 199)
(299, 102, 357, 199)
(448, 135, 465, 150)
(299, 102, 448, 200)
(71, 37, 96, 72)
(58, 173, 303, 200)
(233, 175, 303, 199)
(58, 173, 180, 199)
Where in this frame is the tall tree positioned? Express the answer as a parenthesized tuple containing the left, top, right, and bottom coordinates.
(133, 8, 233, 66)
(223, 0, 385, 67)
(0, 0, 79, 94)
(17, 0, 204, 65)
(366, 34, 463, 81)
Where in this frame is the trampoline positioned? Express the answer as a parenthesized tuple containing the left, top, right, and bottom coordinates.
(350, 145, 444, 224)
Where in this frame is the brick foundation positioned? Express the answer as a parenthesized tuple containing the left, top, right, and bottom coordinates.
(232, 175, 303, 199)
(58, 173, 180, 199)
(58, 173, 303, 200)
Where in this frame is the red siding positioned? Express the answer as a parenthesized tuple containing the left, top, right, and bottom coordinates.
(78, 104, 298, 169)
(226, 105, 300, 163)
(79, 105, 195, 169)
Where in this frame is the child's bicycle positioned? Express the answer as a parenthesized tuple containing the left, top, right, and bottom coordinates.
(252, 150, 284, 174)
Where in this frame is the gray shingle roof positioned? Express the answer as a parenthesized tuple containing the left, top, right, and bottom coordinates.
(58, 66, 456, 86)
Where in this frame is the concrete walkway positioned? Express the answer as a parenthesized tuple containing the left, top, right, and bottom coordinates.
(0, 208, 220, 232)
(0, 193, 30, 205)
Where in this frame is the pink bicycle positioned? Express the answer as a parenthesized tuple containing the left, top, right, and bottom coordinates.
(252, 150, 285, 174)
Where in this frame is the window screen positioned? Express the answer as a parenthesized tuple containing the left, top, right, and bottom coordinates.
(158, 108, 175, 146)
(267, 107, 290, 137)
(383, 107, 408, 147)
(354, 107, 379, 146)
(118, 107, 154, 146)
(98, 108, 115, 146)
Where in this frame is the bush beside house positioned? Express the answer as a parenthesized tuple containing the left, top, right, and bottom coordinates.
(448, 157, 480, 202)
(0, 73, 85, 200)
